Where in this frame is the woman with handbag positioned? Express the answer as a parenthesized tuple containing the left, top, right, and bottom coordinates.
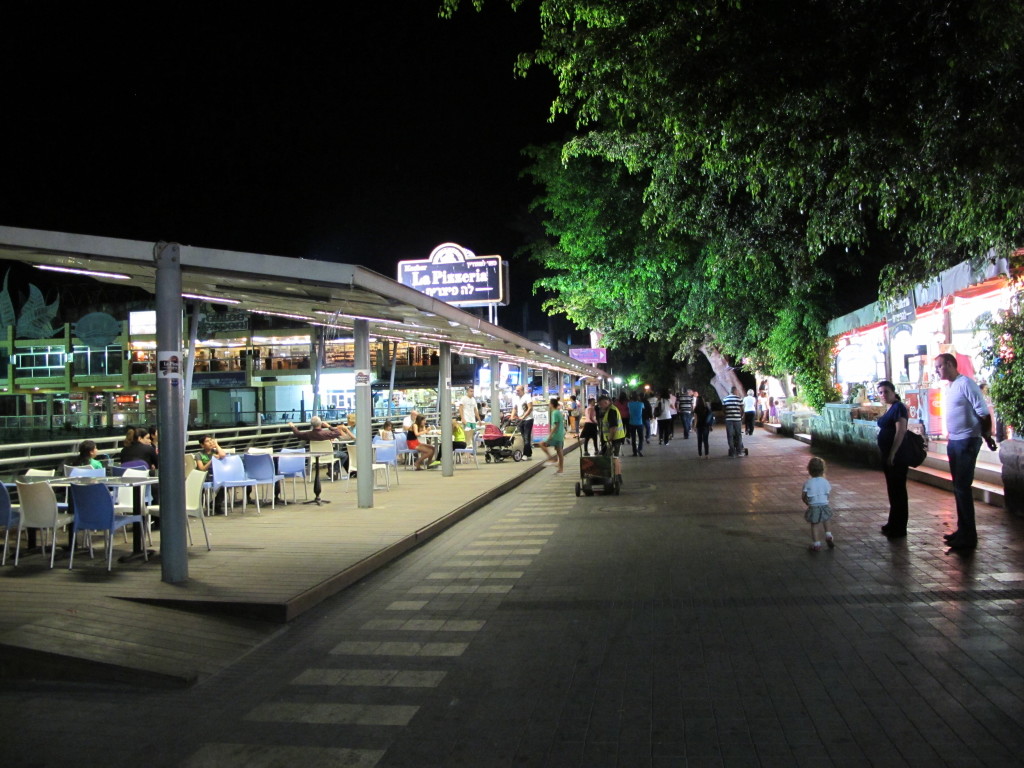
(877, 380, 910, 538)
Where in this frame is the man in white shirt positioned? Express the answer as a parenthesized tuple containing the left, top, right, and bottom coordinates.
(401, 409, 419, 431)
(935, 353, 997, 549)
(742, 389, 757, 436)
(514, 384, 534, 459)
(457, 386, 480, 429)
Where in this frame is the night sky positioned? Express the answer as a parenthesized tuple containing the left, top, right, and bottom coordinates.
(2, 5, 565, 321)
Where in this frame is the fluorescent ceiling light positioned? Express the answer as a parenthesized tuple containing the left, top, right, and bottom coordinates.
(314, 310, 394, 324)
(249, 309, 313, 321)
(36, 264, 131, 280)
(183, 293, 241, 305)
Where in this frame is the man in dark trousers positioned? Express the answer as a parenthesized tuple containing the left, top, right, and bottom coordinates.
(934, 353, 997, 549)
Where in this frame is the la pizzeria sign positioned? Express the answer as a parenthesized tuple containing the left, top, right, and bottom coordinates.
(397, 243, 507, 307)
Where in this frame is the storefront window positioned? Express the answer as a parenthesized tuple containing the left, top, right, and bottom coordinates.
(14, 346, 67, 378)
(72, 344, 123, 376)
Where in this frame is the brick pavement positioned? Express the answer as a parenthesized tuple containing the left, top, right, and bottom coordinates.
(2, 427, 1023, 767)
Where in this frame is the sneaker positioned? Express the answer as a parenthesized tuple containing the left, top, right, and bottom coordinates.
(553, 471, 564, 475)
(428, 460, 441, 468)
(825, 533, 835, 549)
(808, 542, 822, 552)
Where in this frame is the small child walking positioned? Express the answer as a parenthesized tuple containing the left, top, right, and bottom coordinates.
(802, 457, 834, 551)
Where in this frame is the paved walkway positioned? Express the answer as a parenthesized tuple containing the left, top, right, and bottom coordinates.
(0, 449, 554, 685)
(3, 426, 1024, 767)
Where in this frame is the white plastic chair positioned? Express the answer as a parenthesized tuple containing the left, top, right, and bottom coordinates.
(309, 440, 343, 485)
(14, 479, 74, 568)
(348, 446, 391, 492)
(147, 470, 211, 550)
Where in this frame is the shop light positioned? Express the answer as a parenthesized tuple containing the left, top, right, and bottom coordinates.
(182, 293, 241, 305)
(36, 264, 131, 280)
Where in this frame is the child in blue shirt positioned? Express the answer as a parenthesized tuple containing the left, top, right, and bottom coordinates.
(802, 457, 834, 551)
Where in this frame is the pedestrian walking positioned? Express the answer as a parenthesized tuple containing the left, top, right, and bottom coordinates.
(693, 392, 710, 458)
(802, 456, 835, 551)
(656, 389, 673, 445)
(539, 396, 566, 474)
(743, 389, 757, 436)
(934, 353, 998, 549)
(876, 380, 910, 538)
(679, 389, 694, 439)
(580, 397, 599, 456)
(627, 392, 646, 456)
(722, 387, 746, 456)
(513, 384, 535, 460)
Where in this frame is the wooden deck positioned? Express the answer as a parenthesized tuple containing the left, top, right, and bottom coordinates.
(0, 452, 556, 687)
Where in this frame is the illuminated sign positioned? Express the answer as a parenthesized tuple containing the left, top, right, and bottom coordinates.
(885, 293, 916, 328)
(569, 347, 607, 364)
(397, 243, 506, 307)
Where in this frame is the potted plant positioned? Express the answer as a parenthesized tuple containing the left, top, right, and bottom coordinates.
(979, 285, 1024, 516)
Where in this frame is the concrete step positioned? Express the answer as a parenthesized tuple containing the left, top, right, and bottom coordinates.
(921, 451, 1003, 486)
(909, 462, 1005, 509)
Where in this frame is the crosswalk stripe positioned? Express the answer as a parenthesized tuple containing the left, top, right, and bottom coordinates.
(360, 618, 485, 632)
(331, 640, 469, 657)
(407, 584, 512, 594)
(246, 702, 418, 726)
(182, 743, 384, 768)
(426, 571, 523, 580)
(291, 668, 447, 688)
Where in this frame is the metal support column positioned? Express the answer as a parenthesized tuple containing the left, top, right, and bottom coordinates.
(490, 355, 500, 425)
(154, 242, 187, 583)
(354, 319, 373, 508)
(439, 342, 453, 477)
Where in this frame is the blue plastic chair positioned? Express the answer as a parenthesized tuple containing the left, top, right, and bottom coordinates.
(0, 483, 20, 566)
(372, 439, 400, 487)
(68, 482, 146, 571)
(243, 453, 285, 508)
(394, 432, 418, 468)
(211, 454, 260, 514)
(277, 448, 309, 503)
(453, 429, 480, 468)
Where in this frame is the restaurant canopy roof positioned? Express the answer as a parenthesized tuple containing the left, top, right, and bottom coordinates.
(0, 225, 605, 380)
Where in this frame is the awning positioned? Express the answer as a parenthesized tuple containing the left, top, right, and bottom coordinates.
(0, 225, 605, 380)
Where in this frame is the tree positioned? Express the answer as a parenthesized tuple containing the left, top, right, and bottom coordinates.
(447, 0, 1024, 290)
(444, 0, 1024, 407)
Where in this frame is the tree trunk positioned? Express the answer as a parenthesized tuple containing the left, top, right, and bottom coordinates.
(700, 344, 744, 400)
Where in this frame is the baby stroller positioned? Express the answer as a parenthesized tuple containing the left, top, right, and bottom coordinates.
(482, 421, 525, 462)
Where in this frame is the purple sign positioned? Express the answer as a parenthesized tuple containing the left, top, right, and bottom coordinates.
(569, 347, 607, 364)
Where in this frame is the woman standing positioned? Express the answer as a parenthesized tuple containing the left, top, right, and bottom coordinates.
(877, 380, 910, 538)
(693, 393, 710, 459)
